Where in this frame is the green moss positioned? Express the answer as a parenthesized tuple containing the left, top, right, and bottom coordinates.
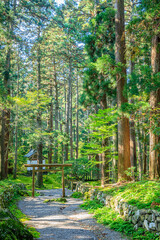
(8, 197, 40, 238)
(101, 180, 160, 211)
(81, 199, 104, 213)
(71, 192, 83, 199)
(80, 199, 160, 240)
(43, 197, 67, 204)
(0, 219, 33, 240)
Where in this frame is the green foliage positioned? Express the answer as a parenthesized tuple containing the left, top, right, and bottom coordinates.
(81, 199, 104, 213)
(81, 200, 160, 240)
(71, 192, 83, 199)
(7, 195, 40, 239)
(101, 180, 160, 211)
(0, 219, 33, 240)
(43, 197, 67, 204)
(82, 108, 117, 173)
(4, 173, 62, 190)
(66, 157, 98, 180)
(93, 207, 159, 240)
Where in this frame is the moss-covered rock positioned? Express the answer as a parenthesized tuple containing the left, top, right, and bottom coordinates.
(0, 219, 33, 240)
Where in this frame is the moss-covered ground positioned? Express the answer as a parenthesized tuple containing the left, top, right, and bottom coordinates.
(80, 199, 160, 240)
(100, 180, 160, 211)
(0, 172, 62, 239)
(0, 172, 61, 191)
(84, 180, 160, 211)
(70, 180, 160, 240)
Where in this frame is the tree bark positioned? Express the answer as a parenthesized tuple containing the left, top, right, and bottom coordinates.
(149, 35, 160, 179)
(76, 74, 79, 159)
(64, 79, 69, 161)
(13, 49, 20, 179)
(48, 74, 53, 165)
(54, 57, 59, 162)
(115, 0, 131, 180)
(69, 58, 73, 159)
(37, 24, 43, 188)
(100, 94, 109, 186)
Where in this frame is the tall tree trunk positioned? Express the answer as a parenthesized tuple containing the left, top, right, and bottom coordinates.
(13, 49, 20, 179)
(69, 58, 73, 159)
(137, 121, 143, 180)
(64, 80, 69, 161)
(76, 74, 79, 159)
(143, 133, 147, 175)
(59, 109, 63, 163)
(112, 130, 118, 183)
(1, 46, 11, 179)
(149, 35, 160, 179)
(129, 49, 137, 179)
(100, 94, 109, 186)
(37, 25, 43, 188)
(54, 58, 59, 162)
(48, 74, 53, 165)
(115, 0, 131, 180)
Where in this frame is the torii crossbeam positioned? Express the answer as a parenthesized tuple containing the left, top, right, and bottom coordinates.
(24, 164, 72, 198)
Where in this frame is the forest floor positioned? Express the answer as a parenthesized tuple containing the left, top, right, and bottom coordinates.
(18, 188, 128, 240)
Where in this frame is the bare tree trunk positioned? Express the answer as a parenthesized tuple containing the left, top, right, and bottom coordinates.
(69, 58, 73, 159)
(76, 74, 79, 159)
(115, 0, 131, 180)
(59, 109, 63, 163)
(48, 75, 53, 165)
(13, 49, 20, 179)
(149, 35, 160, 179)
(54, 58, 59, 162)
(100, 94, 109, 186)
(1, 46, 11, 179)
(137, 121, 143, 180)
(112, 129, 118, 183)
(37, 24, 43, 188)
(64, 79, 69, 161)
(143, 133, 147, 175)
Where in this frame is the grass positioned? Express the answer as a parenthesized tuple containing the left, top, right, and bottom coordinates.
(43, 197, 67, 203)
(95, 180, 160, 211)
(12, 172, 62, 190)
(71, 192, 83, 199)
(0, 172, 62, 193)
(81, 199, 160, 240)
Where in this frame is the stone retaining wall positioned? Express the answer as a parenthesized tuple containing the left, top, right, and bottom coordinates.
(75, 182, 160, 234)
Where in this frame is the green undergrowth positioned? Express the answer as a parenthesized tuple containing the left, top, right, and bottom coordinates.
(84, 180, 101, 187)
(98, 180, 160, 211)
(8, 194, 40, 239)
(81, 199, 160, 240)
(71, 192, 83, 199)
(0, 172, 62, 193)
(0, 219, 33, 240)
(14, 173, 62, 190)
(43, 197, 67, 203)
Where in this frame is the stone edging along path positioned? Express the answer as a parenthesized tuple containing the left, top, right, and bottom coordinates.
(75, 182, 160, 235)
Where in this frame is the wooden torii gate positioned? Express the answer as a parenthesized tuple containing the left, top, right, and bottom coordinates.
(24, 164, 72, 198)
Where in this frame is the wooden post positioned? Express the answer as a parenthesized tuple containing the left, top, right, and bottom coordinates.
(62, 167, 65, 197)
(32, 167, 35, 198)
(24, 164, 72, 198)
(71, 180, 73, 192)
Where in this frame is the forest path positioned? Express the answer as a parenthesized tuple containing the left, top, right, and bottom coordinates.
(18, 189, 128, 240)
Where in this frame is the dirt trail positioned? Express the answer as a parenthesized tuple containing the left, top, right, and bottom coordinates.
(18, 189, 128, 240)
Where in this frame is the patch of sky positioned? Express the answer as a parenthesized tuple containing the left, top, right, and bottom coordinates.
(55, 0, 64, 5)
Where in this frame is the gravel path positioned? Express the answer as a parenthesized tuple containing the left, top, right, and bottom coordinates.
(18, 189, 128, 240)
